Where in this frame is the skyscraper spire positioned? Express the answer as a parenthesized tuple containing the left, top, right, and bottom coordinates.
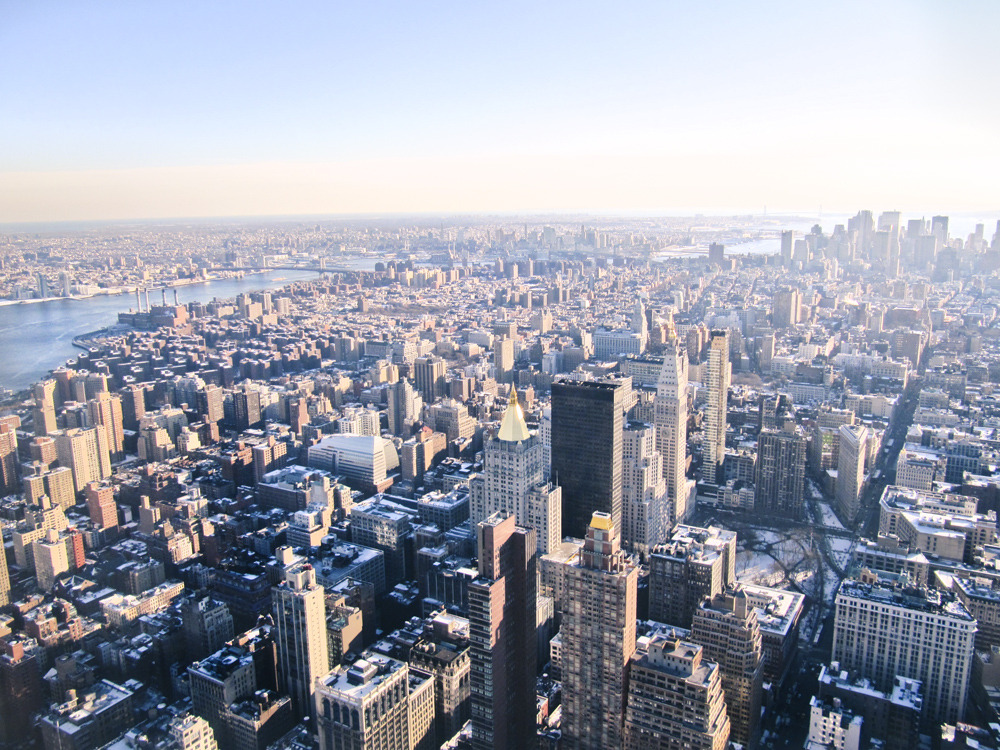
(498, 386, 530, 443)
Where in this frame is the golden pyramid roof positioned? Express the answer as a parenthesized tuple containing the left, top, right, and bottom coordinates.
(497, 387, 531, 442)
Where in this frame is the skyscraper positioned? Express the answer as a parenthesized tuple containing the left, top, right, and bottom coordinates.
(413, 356, 447, 404)
(234, 388, 262, 431)
(621, 421, 668, 557)
(0, 530, 10, 608)
(655, 345, 690, 523)
(0, 421, 18, 496)
(836, 424, 869, 525)
(832, 575, 975, 725)
(701, 331, 730, 486)
(121, 384, 147, 431)
(559, 512, 638, 749)
(273, 559, 329, 718)
(493, 336, 514, 384)
(780, 230, 794, 267)
(754, 424, 807, 520)
(624, 634, 730, 750)
(470, 388, 561, 554)
(87, 391, 125, 462)
(551, 378, 628, 538)
(387, 378, 423, 437)
(33, 379, 58, 436)
(648, 524, 737, 627)
(468, 514, 537, 750)
(197, 384, 225, 425)
(690, 592, 764, 749)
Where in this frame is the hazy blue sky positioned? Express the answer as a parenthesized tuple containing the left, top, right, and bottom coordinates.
(1, 1, 998, 221)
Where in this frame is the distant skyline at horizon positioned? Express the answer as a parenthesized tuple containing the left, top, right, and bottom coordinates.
(2, 1, 998, 222)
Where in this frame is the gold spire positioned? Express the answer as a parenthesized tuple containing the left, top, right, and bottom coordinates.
(497, 386, 531, 442)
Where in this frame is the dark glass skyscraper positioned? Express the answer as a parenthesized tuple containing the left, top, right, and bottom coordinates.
(551, 378, 628, 539)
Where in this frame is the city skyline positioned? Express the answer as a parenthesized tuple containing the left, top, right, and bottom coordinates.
(2, 1, 999, 221)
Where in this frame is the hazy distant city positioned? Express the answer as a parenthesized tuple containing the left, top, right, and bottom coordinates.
(0, 209, 998, 750)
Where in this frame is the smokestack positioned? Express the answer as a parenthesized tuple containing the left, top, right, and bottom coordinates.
(144, 289, 150, 312)
(136, 288, 141, 311)
(161, 289, 166, 306)
(174, 289, 179, 305)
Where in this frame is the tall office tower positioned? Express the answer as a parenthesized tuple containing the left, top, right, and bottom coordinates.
(780, 230, 794, 267)
(551, 378, 628, 538)
(234, 388, 262, 431)
(315, 653, 436, 750)
(754, 424, 807, 520)
(85, 481, 118, 530)
(701, 331, 730, 486)
(54, 426, 111, 496)
(624, 634, 730, 750)
(849, 210, 875, 258)
(273, 560, 329, 718)
(387, 378, 424, 437)
(33, 379, 58, 436)
(198, 384, 225, 424)
(708, 242, 726, 266)
(836, 424, 869, 525)
(690, 592, 765, 749)
(655, 345, 691, 524)
(413, 356, 447, 404)
(621, 422, 668, 557)
(539, 406, 551, 479)
(181, 595, 235, 661)
(87, 391, 125, 462)
(648, 524, 737, 626)
(493, 336, 515, 384)
(470, 389, 560, 554)
(121, 384, 146, 431)
(771, 289, 801, 329)
(931, 215, 949, 244)
(631, 299, 649, 352)
(0, 528, 10, 607)
(288, 397, 310, 435)
(559, 512, 639, 749)
(0, 421, 18, 495)
(468, 514, 537, 750)
(170, 713, 219, 750)
(832, 575, 975, 725)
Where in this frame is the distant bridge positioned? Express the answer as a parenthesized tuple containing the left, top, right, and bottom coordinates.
(203, 264, 366, 274)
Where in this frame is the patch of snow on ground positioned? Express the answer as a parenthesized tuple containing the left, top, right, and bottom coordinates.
(817, 502, 846, 531)
(827, 537, 854, 569)
(736, 550, 784, 586)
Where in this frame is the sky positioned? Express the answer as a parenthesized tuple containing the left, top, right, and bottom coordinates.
(1, 1, 998, 222)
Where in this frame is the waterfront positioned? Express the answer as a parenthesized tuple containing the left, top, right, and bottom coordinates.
(0, 270, 320, 392)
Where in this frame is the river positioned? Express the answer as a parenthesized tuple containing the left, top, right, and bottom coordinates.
(0, 270, 321, 393)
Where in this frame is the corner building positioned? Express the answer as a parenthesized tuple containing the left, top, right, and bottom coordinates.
(624, 634, 730, 750)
